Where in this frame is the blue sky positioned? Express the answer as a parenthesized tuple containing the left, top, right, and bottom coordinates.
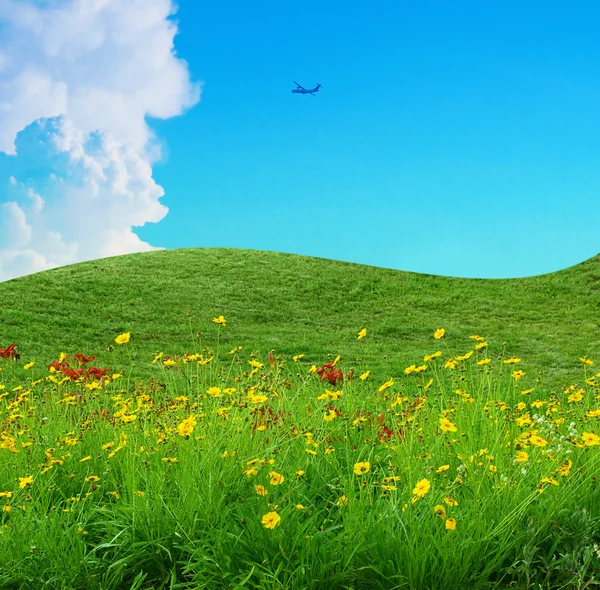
(1, 0, 599, 281)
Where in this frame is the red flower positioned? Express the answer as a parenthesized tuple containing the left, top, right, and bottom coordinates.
(316, 362, 344, 386)
(0, 344, 20, 361)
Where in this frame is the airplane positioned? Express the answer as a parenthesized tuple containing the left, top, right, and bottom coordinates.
(291, 81, 322, 96)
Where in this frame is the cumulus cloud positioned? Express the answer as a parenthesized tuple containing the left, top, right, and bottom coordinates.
(0, 0, 201, 283)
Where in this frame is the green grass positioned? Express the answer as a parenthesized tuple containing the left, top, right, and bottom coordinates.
(0, 247, 599, 590)
(1, 247, 599, 390)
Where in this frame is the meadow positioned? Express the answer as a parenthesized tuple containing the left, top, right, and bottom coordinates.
(0, 248, 599, 589)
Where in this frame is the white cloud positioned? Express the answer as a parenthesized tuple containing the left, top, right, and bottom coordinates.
(0, 0, 201, 283)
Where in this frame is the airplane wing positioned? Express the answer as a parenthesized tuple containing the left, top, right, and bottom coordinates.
(293, 81, 304, 89)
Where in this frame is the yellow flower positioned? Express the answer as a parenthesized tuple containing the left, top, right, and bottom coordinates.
(0, 492, 13, 498)
(269, 471, 285, 485)
(515, 451, 529, 463)
(443, 496, 458, 506)
(378, 378, 394, 393)
(434, 504, 446, 519)
(18, 476, 33, 489)
(445, 518, 457, 530)
(412, 478, 431, 499)
(353, 462, 370, 475)
(582, 432, 600, 446)
(529, 435, 549, 447)
(177, 416, 197, 437)
(296, 470, 305, 477)
(436, 465, 450, 473)
(115, 332, 131, 345)
(439, 417, 457, 433)
(337, 495, 348, 506)
(212, 316, 226, 326)
(324, 410, 336, 422)
(357, 328, 367, 340)
(359, 370, 370, 380)
(434, 328, 445, 339)
(84, 476, 100, 483)
(254, 484, 268, 496)
(80, 456, 92, 463)
(261, 511, 281, 529)
(243, 466, 258, 477)
(540, 477, 559, 486)
(249, 394, 268, 404)
(382, 476, 401, 483)
(295, 504, 305, 510)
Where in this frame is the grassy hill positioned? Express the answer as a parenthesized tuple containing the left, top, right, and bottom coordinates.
(1, 247, 599, 391)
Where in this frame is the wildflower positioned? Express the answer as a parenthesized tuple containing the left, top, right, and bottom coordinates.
(359, 371, 370, 380)
(115, 332, 131, 345)
(443, 496, 458, 506)
(353, 462, 370, 475)
(212, 316, 226, 326)
(18, 476, 33, 489)
(316, 363, 344, 386)
(296, 470, 305, 477)
(412, 478, 431, 499)
(557, 459, 572, 477)
(540, 477, 559, 486)
(582, 432, 600, 446)
(84, 476, 100, 483)
(382, 476, 401, 483)
(381, 484, 397, 491)
(436, 465, 450, 473)
(378, 378, 394, 393)
(80, 456, 92, 462)
(439, 417, 457, 433)
(243, 466, 258, 477)
(261, 511, 281, 529)
(357, 328, 367, 340)
(177, 415, 197, 437)
(255, 485, 268, 496)
(529, 435, 548, 447)
(249, 394, 268, 404)
(337, 495, 348, 506)
(293, 354, 304, 361)
(269, 471, 285, 485)
(434, 504, 446, 519)
(0, 492, 13, 498)
(445, 518, 457, 530)
(324, 410, 336, 422)
(295, 504, 305, 509)
(434, 328, 445, 339)
(515, 451, 529, 463)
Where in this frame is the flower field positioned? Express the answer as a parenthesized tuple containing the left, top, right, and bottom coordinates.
(1, 315, 599, 589)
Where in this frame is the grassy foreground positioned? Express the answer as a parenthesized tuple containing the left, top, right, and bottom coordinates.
(0, 248, 599, 589)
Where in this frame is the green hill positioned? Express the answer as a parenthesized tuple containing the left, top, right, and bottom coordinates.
(1, 247, 599, 391)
